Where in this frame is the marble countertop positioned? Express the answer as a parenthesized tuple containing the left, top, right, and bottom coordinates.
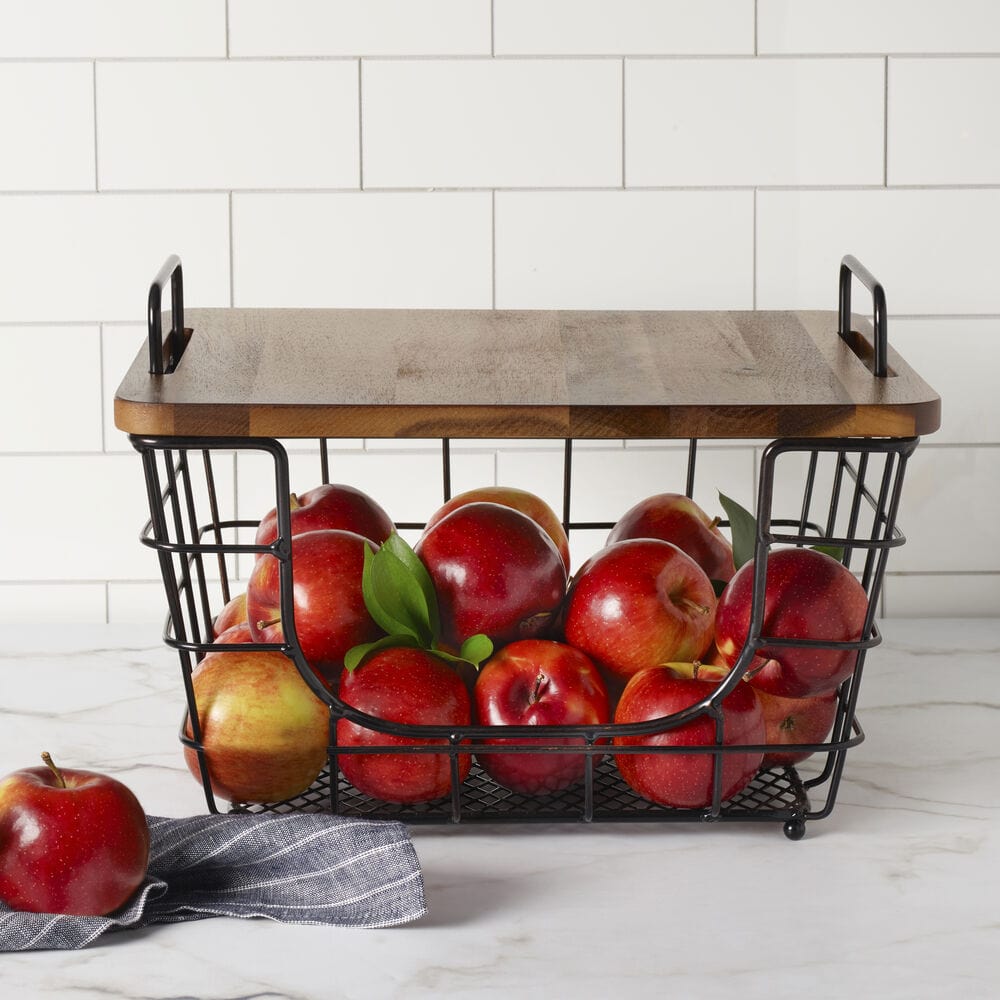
(2, 619, 998, 999)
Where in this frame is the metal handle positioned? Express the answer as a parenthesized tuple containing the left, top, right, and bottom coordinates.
(148, 255, 186, 375)
(838, 255, 888, 378)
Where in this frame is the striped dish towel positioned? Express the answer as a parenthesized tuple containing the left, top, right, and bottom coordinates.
(0, 813, 426, 951)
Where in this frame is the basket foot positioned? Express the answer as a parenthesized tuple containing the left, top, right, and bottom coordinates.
(783, 816, 807, 841)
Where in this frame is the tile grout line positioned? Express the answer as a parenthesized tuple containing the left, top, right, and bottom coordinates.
(358, 59, 364, 189)
(884, 56, 890, 187)
(491, 189, 496, 309)
(92, 61, 99, 190)
(621, 58, 626, 188)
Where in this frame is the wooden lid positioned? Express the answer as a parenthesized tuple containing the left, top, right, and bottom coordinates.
(113, 308, 940, 440)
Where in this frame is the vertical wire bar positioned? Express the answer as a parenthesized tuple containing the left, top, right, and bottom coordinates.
(582, 736, 595, 822)
(320, 438, 330, 485)
(449, 739, 462, 823)
(202, 449, 231, 607)
(141, 446, 217, 814)
(709, 708, 725, 819)
(178, 449, 214, 647)
(825, 451, 849, 540)
(861, 452, 896, 595)
(442, 438, 452, 502)
(562, 438, 573, 534)
(841, 452, 870, 572)
(798, 451, 819, 541)
(164, 450, 204, 646)
(685, 439, 698, 499)
(327, 711, 339, 815)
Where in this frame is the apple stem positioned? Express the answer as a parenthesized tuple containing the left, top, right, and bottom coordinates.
(692, 661, 703, 679)
(709, 516, 722, 529)
(530, 672, 546, 704)
(677, 597, 711, 617)
(40, 751, 66, 789)
(256, 617, 281, 630)
(289, 493, 301, 512)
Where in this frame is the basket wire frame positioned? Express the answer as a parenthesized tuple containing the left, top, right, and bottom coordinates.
(131, 433, 917, 840)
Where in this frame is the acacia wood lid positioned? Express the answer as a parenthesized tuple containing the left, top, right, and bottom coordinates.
(113, 308, 940, 440)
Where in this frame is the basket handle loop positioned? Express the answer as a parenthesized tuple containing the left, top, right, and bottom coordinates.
(838, 255, 888, 378)
(148, 255, 187, 375)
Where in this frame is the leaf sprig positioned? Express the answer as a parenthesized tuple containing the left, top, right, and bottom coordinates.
(344, 532, 493, 673)
(717, 491, 845, 572)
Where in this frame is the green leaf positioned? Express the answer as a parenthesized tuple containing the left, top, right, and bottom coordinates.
(811, 544, 846, 563)
(343, 633, 420, 673)
(361, 544, 417, 639)
(718, 492, 758, 571)
(383, 532, 441, 640)
(458, 633, 494, 667)
(372, 546, 434, 646)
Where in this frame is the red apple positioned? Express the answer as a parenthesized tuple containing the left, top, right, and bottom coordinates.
(473, 639, 610, 794)
(757, 689, 839, 767)
(613, 664, 765, 809)
(714, 547, 870, 698)
(247, 528, 383, 685)
(425, 486, 571, 572)
(414, 502, 567, 650)
(608, 492, 736, 583)
(336, 647, 472, 804)
(562, 539, 717, 683)
(215, 621, 253, 644)
(255, 483, 395, 550)
(185, 649, 330, 804)
(0, 753, 149, 916)
(213, 591, 247, 637)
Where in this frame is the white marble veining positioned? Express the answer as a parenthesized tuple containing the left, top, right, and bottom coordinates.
(1, 619, 998, 999)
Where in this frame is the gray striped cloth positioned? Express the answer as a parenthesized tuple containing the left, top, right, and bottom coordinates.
(0, 813, 425, 951)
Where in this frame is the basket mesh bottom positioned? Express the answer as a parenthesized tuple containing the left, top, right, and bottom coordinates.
(234, 757, 809, 826)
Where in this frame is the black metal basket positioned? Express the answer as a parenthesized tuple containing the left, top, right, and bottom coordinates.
(129, 257, 918, 840)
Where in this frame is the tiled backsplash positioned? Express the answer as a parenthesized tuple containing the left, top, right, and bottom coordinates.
(0, 0, 997, 621)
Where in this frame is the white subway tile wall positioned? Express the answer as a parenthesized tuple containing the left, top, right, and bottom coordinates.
(0, 3, 994, 622)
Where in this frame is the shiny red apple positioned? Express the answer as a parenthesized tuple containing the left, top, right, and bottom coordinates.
(607, 492, 736, 583)
(214, 621, 253, 644)
(247, 528, 383, 685)
(254, 483, 395, 550)
(0, 753, 150, 915)
(414, 502, 567, 650)
(425, 486, 571, 572)
(473, 639, 609, 794)
(562, 539, 717, 683)
(185, 649, 330, 804)
(714, 547, 871, 698)
(613, 664, 765, 809)
(336, 647, 472, 804)
(757, 689, 839, 767)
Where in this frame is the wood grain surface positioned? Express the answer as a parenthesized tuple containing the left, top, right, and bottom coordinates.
(113, 308, 940, 440)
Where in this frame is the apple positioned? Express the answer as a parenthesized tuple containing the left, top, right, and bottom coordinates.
(714, 547, 870, 698)
(213, 591, 247, 637)
(247, 528, 383, 685)
(185, 649, 330, 804)
(215, 621, 253, 644)
(607, 492, 736, 583)
(613, 664, 765, 809)
(473, 639, 610, 794)
(562, 539, 717, 683)
(414, 502, 567, 651)
(0, 753, 149, 916)
(425, 486, 571, 572)
(255, 483, 395, 550)
(757, 689, 839, 767)
(336, 647, 472, 804)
